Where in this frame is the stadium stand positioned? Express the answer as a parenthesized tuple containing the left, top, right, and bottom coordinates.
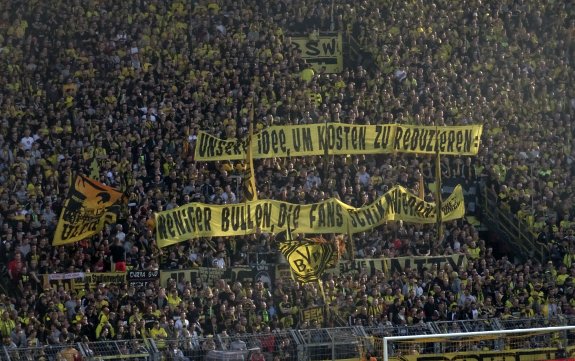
(0, 0, 573, 359)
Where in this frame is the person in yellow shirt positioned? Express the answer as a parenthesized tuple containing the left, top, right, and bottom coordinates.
(94, 139, 107, 159)
(556, 266, 569, 286)
(300, 63, 315, 82)
(368, 298, 385, 319)
(98, 307, 110, 325)
(95, 319, 116, 339)
(166, 289, 182, 310)
(467, 241, 481, 260)
(0, 311, 15, 338)
(104, 89, 117, 105)
(563, 251, 575, 268)
(149, 321, 168, 348)
(382, 287, 395, 306)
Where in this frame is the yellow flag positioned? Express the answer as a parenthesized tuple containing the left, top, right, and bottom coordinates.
(53, 175, 123, 245)
(418, 172, 425, 200)
(242, 112, 257, 201)
(278, 237, 339, 283)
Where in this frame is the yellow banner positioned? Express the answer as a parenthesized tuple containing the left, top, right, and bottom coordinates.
(332, 254, 468, 276)
(300, 306, 326, 325)
(42, 272, 126, 292)
(291, 34, 343, 73)
(53, 175, 123, 245)
(155, 185, 465, 248)
(194, 123, 483, 160)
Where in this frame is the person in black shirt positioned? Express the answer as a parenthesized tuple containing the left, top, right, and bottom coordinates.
(110, 237, 127, 272)
(142, 305, 157, 330)
(423, 295, 437, 322)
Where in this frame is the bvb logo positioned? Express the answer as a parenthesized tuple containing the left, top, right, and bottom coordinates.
(280, 241, 334, 283)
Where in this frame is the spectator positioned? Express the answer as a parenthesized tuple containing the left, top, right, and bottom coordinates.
(0, 311, 15, 339)
(110, 236, 126, 272)
(7, 253, 23, 283)
(149, 321, 168, 349)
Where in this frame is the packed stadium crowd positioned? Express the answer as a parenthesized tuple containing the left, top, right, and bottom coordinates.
(0, 0, 574, 359)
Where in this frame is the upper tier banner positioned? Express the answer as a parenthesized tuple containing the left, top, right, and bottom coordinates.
(194, 123, 483, 160)
(291, 33, 343, 73)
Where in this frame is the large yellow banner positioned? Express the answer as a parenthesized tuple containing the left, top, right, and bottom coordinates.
(155, 185, 465, 248)
(331, 254, 468, 277)
(53, 175, 123, 245)
(194, 123, 483, 160)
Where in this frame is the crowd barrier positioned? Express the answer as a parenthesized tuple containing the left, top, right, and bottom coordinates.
(2, 316, 574, 361)
(480, 180, 544, 261)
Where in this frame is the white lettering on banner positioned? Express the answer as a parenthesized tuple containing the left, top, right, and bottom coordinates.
(48, 272, 85, 280)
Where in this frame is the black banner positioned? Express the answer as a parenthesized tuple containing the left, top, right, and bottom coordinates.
(127, 270, 159, 288)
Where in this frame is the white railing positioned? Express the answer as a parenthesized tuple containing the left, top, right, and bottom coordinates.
(382, 325, 575, 361)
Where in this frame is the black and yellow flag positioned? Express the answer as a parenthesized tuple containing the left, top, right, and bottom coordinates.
(278, 236, 339, 283)
(242, 111, 258, 202)
(53, 175, 123, 245)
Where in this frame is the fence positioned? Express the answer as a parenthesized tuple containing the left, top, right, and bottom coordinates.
(154, 330, 298, 361)
(2, 317, 575, 361)
(1, 343, 75, 361)
(0, 339, 158, 361)
(381, 325, 575, 361)
(79, 338, 158, 360)
(480, 181, 544, 261)
(296, 327, 363, 361)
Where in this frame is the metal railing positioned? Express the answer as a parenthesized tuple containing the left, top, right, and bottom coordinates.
(78, 338, 158, 360)
(480, 181, 544, 261)
(153, 330, 299, 361)
(382, 325, 575, 361)
(2, 344, 79, 361)
(2, 317, 574, 361)
(496, 315, 575, 330)
(0, 340, 158, 361)
(296, 327, 363, 361)
(432, 318, 498, 334)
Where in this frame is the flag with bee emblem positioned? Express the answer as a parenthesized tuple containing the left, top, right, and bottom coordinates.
(53, 175, 123, 245)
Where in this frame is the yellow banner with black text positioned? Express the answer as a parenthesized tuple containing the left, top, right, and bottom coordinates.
(330, 253, 468, 277)
(300, 306, 326, 325)
(291, 33, 343, 73)
(42, 272, 126, 292)
(155, 185, 465, 248)
(195, 123, 483, 160)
